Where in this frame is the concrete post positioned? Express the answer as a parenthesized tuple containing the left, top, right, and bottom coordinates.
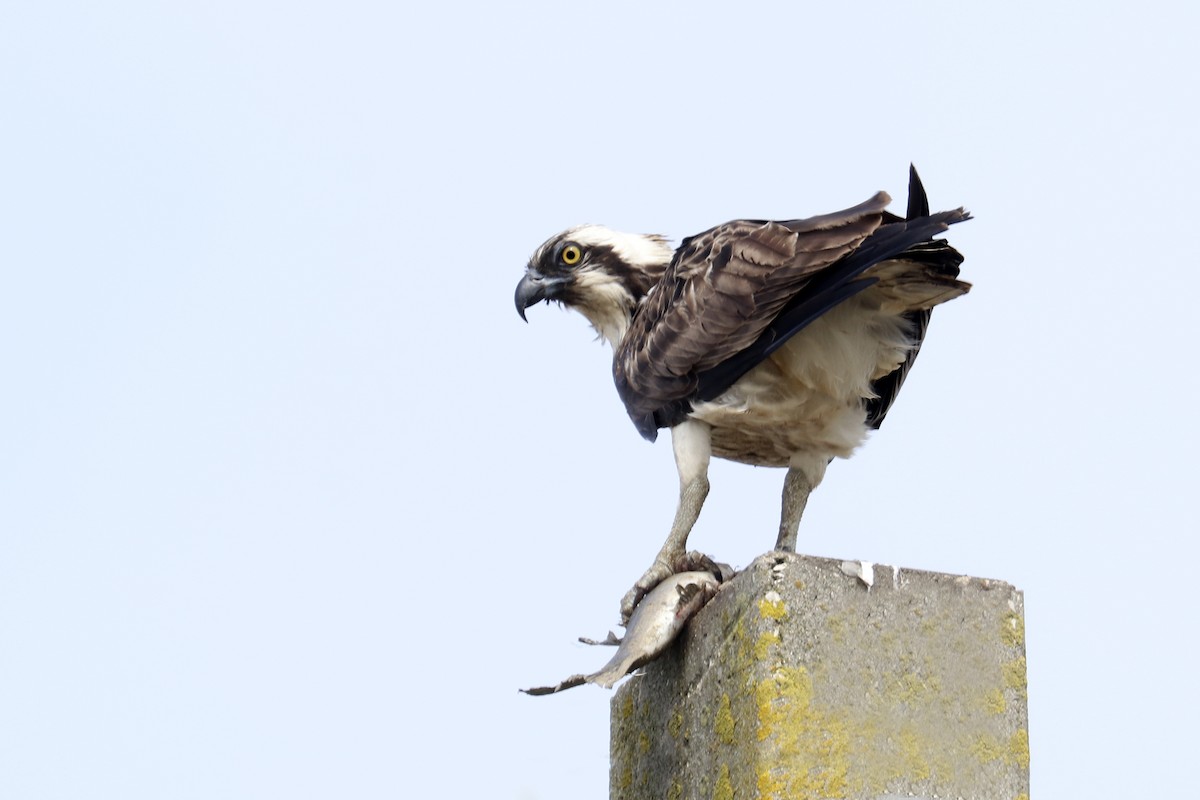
(610, 553, 1028, 800)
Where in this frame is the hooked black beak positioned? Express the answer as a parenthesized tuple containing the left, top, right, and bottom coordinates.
(515, 271, 567, 322)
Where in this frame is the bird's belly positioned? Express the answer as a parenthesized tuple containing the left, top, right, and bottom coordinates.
(693, 388, 868, 467)
(690, 300, 913, 467)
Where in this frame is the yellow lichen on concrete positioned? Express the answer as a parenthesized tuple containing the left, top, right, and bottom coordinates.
(612, 687, 655, 798)
(755, 630, 782, 661)
(758, 596, 788, 622)
(732, 615, 747, 654)
(1008, 730, 1030, 769)
(972, 728, 1028, 768)
(826, 613, 846, 644)
(896, 726, 932, 781)
(929, 750, 955, 789)
(668, 709, 683, 740)
(888, 671, 941, 705)
(755, 666, 851, 799)
(1001, 612, 1025, 648)
(984, 688, 1007, 714)
(667, 780, 682, 800)
(618, 764, 633, 791)
(1003, 657, 1028, 697)
(971, 734, 1005, 764)
(714, 764, 734, 800)
(620, 692, 635, 721)
(716, 694, 736, 745)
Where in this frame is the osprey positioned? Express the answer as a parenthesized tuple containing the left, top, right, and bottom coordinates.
(515, 167, 970, 621)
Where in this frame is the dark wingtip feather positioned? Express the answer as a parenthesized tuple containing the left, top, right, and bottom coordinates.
(633, 412, 659, 442)
(907, 164, 930, 220)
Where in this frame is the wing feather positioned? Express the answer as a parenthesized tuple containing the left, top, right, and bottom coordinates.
(614, 170, 969, 441)
(615, 194, 893, 439)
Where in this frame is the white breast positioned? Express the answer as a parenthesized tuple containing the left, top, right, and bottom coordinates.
(691, 293, 915, 467)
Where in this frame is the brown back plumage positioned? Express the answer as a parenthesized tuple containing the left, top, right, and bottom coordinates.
(613, 172, 969, 440)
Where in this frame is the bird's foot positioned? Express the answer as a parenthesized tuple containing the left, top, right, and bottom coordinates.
(620, 558, 675, 626)
(673, 550, 730, 576)
(619, 551, 734, 625)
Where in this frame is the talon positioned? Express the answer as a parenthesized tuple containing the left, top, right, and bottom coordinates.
(675, 550, 716, 573)
(620, 559, 676, 625)
(618, 588, 642, 626)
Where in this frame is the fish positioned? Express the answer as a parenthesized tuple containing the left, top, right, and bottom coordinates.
(522, 568, 726, 696)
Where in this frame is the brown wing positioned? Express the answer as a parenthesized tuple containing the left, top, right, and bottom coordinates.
(614, 192, 893, 440)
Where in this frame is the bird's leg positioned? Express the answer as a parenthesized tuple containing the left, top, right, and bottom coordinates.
(620, 419, 711, 623)
(619, 480, 709, 622)
(774, 454, 829, 552)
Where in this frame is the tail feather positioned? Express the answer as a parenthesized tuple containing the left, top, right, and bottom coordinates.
(865, 166, 969, 429)
(907, 163, 931, 219)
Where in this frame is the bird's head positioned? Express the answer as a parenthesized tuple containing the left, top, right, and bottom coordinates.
(515, 225, 674, 346)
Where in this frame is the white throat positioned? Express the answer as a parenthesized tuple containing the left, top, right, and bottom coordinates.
(573, 270, 636, 347)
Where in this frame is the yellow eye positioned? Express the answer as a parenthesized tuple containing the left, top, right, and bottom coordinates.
(561, 244, 582, 265)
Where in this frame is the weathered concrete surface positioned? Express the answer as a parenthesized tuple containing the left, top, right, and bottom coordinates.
(610, 553, 1028, 800)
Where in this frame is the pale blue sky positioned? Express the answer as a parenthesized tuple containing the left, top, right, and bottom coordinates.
(2, 2, 1197, 798)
